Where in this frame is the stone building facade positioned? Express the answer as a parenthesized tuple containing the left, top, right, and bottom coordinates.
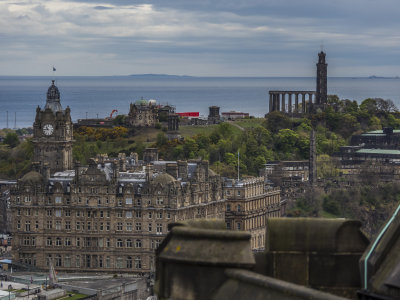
(10, 80, 283, 273)
(208, 106, 220, 124)
(10, 158, 225, 273)
(0, 181, 15, 234)
(224, 178, 281, 250)
(126, 99, 159, 127)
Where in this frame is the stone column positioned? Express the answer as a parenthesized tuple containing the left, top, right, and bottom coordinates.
(272, 94, 278, 111)
(271, 93, 275, 111)
(269, 93, 272, 112)
(302, 93, 306, 113)
(307, 93, 313, 112)
(277, 93, 280, 111)
(280, 93, 285, 112)
(295, 93, 299, 113)
(288, 94, 292, 113)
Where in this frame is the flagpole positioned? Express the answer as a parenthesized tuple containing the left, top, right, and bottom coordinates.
(52, 66, 56, 84)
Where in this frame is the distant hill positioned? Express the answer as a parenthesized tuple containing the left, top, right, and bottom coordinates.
(129, 74, 195, 79)
(368, 75, 400, 79)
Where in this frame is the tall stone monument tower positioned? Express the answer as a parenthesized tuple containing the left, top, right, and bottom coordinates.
(316, 51, 327, 105)
(32, 80, 74, 175)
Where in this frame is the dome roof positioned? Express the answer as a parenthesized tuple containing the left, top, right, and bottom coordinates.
(135, 99, 148, 106)
(20, 171, 44, 185)
(153, 173, 176, 185)
(45, 80, 63, 112)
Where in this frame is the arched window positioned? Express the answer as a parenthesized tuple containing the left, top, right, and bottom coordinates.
(126, 239, 132, 248)
(55, 254, 62, 267)
(116, 257, 123, 268)
(126, 256, 132, 268)
(117, 239, 123, 247)
(135, 256, 142, 269)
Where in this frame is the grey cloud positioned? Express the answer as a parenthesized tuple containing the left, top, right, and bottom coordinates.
(94, 6, 113, 10)
(0, 0, 399, 76)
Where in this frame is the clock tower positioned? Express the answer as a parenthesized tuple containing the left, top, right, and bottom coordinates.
(32, 80, 74, 175)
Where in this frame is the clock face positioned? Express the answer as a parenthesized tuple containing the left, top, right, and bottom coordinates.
(43, 124, 54, 136)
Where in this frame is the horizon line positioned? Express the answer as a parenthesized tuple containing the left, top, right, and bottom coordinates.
(0, 74, 399, 79)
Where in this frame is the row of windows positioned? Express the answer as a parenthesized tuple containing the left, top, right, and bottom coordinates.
(16, 194, 167, 207)
(226, 221, 241, 230)
(45, 254, 144, 269)
(226, 204, 241, 212)
(44, 237, 146, 248)
(16, 208, 171, 220)
(17, 220, 164, 233)
(226, 196, 280, 214)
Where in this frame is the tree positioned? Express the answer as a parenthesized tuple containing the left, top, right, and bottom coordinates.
(264, 111, 291, 134)
(3, 132, 19, 148)
(275, 129, 298, 154)
(317, 154, 339, 178)
(113, 115, 126, 126)
(183, 138, 198, 158)
(156, 133, 167, 147)
(360, 98, 378, 115)
(375, 98, 398, 113)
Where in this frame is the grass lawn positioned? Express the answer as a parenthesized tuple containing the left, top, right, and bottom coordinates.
(179, 124, 219, 138)
(133, 127, 163, 145)
(233, 118, 265, 129)
(320, 210, 340, 218)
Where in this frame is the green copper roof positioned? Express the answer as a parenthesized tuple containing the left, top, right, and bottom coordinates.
(365, 130, 400, 134)
(361, 134, 386, 136)
(356, 149, 400, 155)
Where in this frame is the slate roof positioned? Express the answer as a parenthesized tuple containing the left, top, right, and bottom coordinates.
(20, 171, 43, 185)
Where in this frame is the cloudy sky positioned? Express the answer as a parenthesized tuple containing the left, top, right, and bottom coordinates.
(1, 0, 399, 76)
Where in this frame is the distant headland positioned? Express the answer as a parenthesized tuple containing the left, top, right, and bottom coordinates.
(129, 74, 195, 78)
(368, 75, 400, 79)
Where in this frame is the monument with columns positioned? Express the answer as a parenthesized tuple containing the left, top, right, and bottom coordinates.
(268, 51, 328, 115)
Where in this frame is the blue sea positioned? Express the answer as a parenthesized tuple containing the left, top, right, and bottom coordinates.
(1, 76, 400, 129)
